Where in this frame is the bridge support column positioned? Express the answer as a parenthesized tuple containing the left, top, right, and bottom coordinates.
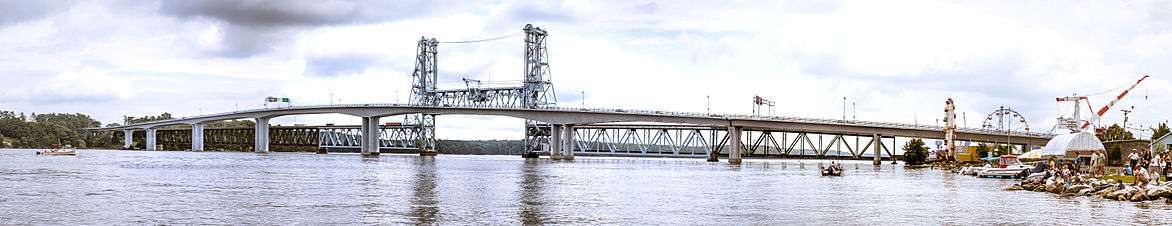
(728, 126, 742, 165)
(873, 134, 881, 166)
(550, 124, 562, 160)
(122, 129, 134, 149)
(145, 128, 157, 151)
(361, 116, 381, 156)
(255, 117, 270, 153)
(191, 123, 205, 151)
(563, 125, 574, 160)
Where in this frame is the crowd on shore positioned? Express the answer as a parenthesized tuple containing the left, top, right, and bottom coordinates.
(1007, 148, 1172, 203)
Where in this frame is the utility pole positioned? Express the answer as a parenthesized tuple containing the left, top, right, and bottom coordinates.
(581, 91, 586, 107)
(852, 102, 856, 121)
(706, 95, 711, 115)
(1122, 107, 1133, 129)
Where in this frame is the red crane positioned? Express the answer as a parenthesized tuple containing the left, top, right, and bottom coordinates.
(1081, 74, 1149, 130)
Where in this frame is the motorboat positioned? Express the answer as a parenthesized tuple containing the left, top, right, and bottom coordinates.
(821, 163, 844, 176)
(36, 145, 76, 156)
(977, 155, 1031, 178)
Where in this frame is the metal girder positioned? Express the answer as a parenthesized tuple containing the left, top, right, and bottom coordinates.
(318, 125, 427, 150)
(572, 126, 719, 156)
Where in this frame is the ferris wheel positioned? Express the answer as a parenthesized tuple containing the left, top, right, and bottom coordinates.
(982, 106, 1030, 132)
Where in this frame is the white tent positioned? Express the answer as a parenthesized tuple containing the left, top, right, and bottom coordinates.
(1019, 148, 1044, 160)
(1038, 131, 1105, 158)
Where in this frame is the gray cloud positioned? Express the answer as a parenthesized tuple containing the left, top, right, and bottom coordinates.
(158, 0, 448, 58)
(304, 53, 380, 77)
(0, 0, 73, 26)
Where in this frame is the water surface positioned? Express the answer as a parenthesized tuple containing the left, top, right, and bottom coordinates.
(1, 149, 1168, 224)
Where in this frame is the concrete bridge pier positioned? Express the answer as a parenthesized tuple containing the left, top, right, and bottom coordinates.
(728, 126, 742, 165)
(562, 124, 574, 160)
(254, 117, 270, 153)
(122, 129, 133, 149)
(361, 116, 381, 156)
(191, 123, 205, 151)
(550, 124, 563, 160)
(873, 134, 881, 166)
(145, 128, 158, 151)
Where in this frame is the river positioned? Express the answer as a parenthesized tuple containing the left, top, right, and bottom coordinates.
(1, 149, 1168, 224)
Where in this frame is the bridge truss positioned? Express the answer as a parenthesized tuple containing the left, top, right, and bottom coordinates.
(570, 125, 900, 159)
(406, 24, 558, 154)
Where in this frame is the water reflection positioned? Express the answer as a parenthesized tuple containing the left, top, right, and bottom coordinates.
(409, 157, 438, 224)
(518, 159, 545, 225)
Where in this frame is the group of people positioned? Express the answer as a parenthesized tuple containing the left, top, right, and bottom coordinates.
(1125, 148, 1172, 185)
(1031, 160, 1084, 191)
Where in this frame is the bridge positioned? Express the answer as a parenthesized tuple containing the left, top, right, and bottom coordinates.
(88, 24, 1055, 164)
(91, 104, 1054, 164)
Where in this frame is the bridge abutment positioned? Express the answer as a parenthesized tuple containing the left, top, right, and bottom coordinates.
(873, 134, 881, 165)
(191, 123, 205, 151)
(146, 128, 158, 151)
(562, 125, 574, 160)
(728, 126, 742, 165)
(361, 116, 381, 156)
(122, 129, 134, 149)
(255, 117, 270, 153)
(550, 124, 563, 160)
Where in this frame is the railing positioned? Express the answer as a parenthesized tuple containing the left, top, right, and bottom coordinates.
(99, 103, 1057, 138)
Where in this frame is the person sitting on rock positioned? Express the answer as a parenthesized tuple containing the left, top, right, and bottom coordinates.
(1135, 166, 1151, 186)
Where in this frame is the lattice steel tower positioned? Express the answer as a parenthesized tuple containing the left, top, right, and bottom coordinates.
(405, 24, 559, 154)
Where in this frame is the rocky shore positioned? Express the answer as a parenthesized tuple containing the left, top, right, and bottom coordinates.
(1007, 175, 1172, 203)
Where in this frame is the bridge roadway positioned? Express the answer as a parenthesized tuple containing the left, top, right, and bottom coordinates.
(92, 103, 1056, 164)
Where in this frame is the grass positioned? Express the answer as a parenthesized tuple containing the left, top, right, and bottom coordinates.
(1099, 174, 1169, 185)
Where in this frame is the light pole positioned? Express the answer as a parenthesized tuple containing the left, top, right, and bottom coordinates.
(706, 95, 711, 115)
(842, 97, 846, 121)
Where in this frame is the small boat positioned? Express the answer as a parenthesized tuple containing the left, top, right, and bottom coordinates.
(977, 155, 1031, 178)
(821, 162, 844, 176)
(36, 145, 76, 156)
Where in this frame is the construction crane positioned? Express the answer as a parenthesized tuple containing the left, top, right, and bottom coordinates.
(1054, 74, 1150, 133)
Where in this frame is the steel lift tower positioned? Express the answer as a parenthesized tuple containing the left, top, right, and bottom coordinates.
(406, 24, 557, 155)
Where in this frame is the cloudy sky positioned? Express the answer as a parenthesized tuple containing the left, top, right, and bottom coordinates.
(1, 0, 1170, 140)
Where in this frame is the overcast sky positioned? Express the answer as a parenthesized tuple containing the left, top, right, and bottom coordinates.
(1, 0, 1170, 140)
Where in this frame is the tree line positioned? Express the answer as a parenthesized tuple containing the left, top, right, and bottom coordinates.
(0, 111, 182, 149)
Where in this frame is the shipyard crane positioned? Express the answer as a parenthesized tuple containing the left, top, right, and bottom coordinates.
(1055, 74, 1150, 133)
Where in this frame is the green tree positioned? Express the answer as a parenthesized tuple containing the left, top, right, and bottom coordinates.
(124, 112, 174, 125)
(207, 120, 255, 128)
(1152, 122, 1170, 141)
(903, 138, 929, 165)
(1098, 124, 1134, 141)
(976, 143, 993, 159)
(994, 145, 1015, 156)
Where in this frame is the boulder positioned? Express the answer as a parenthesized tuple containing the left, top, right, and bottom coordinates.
(1131, 191, 1149, 202)
(1067, 185, 1092, 194)
(1006, 185, 1024, 191)
(1153, 187, 1172, 198)
(1096, 186, 1118, 196)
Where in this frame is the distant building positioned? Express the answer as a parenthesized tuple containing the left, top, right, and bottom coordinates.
(1154, 133, 1172, 153)
(1103, 139, 1151, 166)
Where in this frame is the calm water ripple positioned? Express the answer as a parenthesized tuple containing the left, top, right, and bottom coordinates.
(1, 149, 1169, 225)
